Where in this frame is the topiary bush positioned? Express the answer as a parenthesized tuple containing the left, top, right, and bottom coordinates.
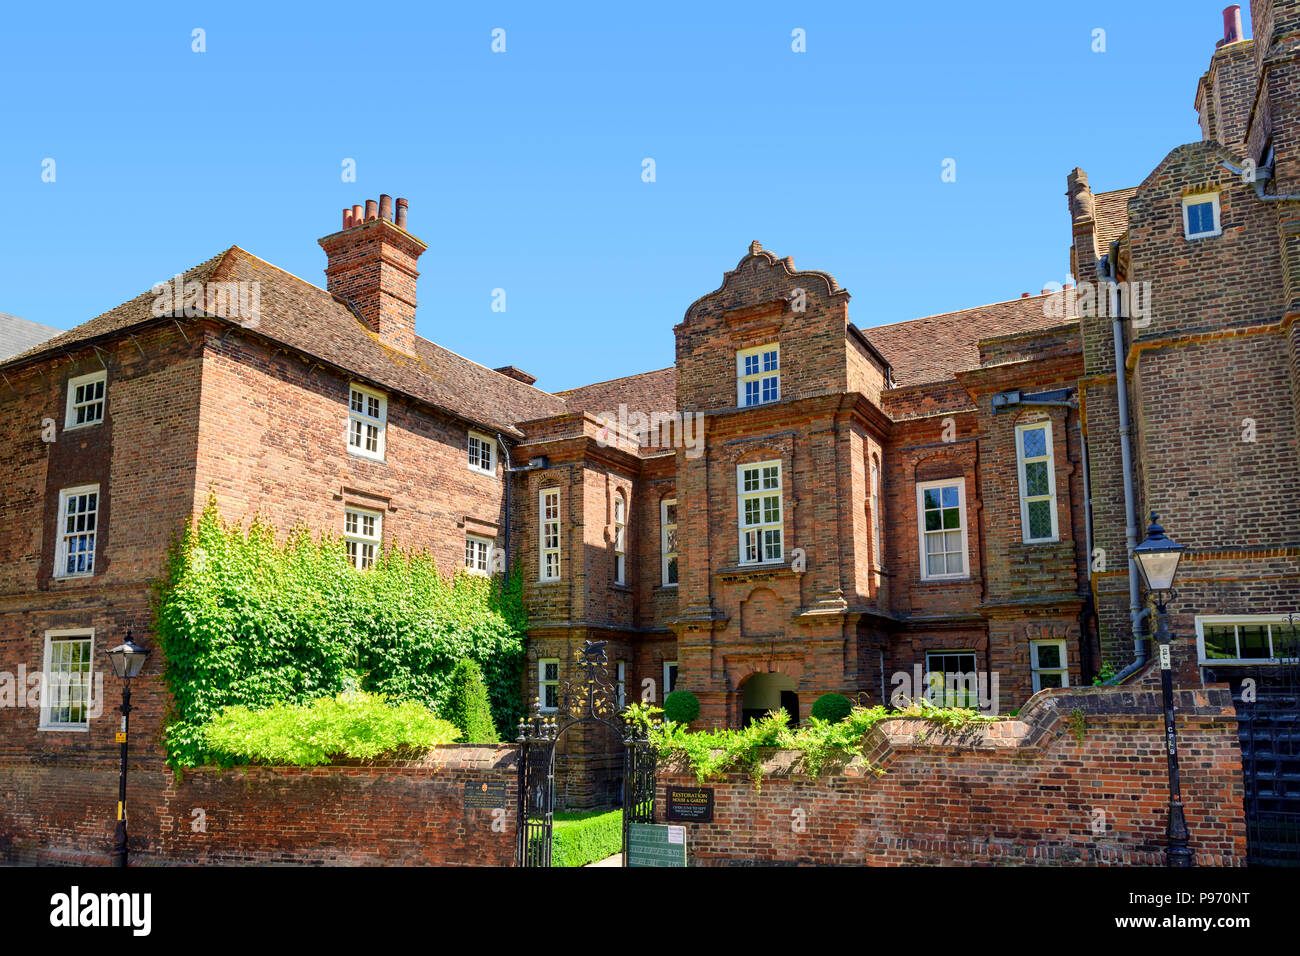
(443, 658, 501, 743)
(662, 690, 700, 725)
(810, 692, 853, 724)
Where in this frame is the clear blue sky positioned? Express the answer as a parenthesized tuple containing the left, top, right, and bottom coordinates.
(0, 1, 1243, 392)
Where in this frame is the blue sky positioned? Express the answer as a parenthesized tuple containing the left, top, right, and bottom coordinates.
(1, 1, 1243, 391)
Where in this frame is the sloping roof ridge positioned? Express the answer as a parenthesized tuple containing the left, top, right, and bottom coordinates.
(867, 291, 1057, 332)
(555, 365, 675, 396)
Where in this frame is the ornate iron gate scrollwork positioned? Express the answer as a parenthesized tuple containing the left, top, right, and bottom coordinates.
(515, 640, 657, 867)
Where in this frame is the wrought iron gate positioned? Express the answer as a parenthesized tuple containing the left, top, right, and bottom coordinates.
(516, 640, 657, 867)
(1210, 622, 1300, 866)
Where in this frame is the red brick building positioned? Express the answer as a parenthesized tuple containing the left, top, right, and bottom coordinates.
(2, 3, 1297, 825)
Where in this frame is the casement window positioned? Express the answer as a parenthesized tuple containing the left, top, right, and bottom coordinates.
(916, 479, 967, 580)
(344, 507, 382, 570)
(40, 630, 93, 730)
(736, 343, 780, 407)
(738, 461, 783, 564)
(55, 485, 99, 578)
(663, 661, 679, 697)
(465, 534, 493, 574)
(64, 371, 106, 429)
(616, 661, 627, 710)
(870, 457, 882, 565)
(467, 431, 495, 475)
(661, 498, 679, 586)
(1031, 640, 1069, 691)
(540, 489, 561, 581)
(925, 650, 979, 708)
(1197, 616, 1299, 664)
(613, 495, 627, 585)
(1183, 192, 1221, 240)
(347, 384, 386, 461)
(1016, 422, 1058, 543)
(539, 659, 560, 712)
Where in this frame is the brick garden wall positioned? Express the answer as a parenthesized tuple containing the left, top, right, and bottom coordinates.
(0, 745, 518, 866)
(652, 684, 1247, 866)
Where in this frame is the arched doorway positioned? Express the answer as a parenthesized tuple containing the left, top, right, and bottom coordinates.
(740, 671, 799, 728)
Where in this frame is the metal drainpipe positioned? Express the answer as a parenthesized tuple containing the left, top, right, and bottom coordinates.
(1218, 162, 1300, 202)
(496, 434, 513, 575)
(1099, 252, 1149, 681)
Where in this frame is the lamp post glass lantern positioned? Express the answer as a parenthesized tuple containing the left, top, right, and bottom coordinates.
(107, 632, 149, 867)
(1131, 513, 1194, 867)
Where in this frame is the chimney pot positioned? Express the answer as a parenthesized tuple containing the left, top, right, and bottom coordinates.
(379, 194, 393, 222)
(1222, 5, 1243, 44)
(365, 199, 378, 221)
(1021, 292, 1031, 298)
(352, 204, 363, 226)
(395, 198, 409, 230)
(343, 208, 353, 229)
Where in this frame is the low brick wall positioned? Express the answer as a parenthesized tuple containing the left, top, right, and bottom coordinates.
(653, 685, 1248, 866)
(0, 745, 518, 866)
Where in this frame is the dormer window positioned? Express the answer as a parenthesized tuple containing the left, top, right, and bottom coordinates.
(1183, 193, 1221, 240)
(737, 344, 780, 407)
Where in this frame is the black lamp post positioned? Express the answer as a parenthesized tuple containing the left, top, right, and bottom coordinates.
(106, 632, 149, 867)
(1131, 513, 1193, 867)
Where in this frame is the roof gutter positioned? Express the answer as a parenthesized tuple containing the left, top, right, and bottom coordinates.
(1218, 161, 1300, 201)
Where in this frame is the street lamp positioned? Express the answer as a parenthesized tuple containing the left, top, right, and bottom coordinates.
(106, 632, 149, 867)
(1131, 513, 1193, 867)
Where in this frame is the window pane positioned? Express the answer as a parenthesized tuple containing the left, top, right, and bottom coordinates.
(1027, 499, 1053, 539)
(1025, 461, 1050, 498)
(941, 486, 958, 508)
(1202, 626, 1236, 659)
(1037, 672, 1064, 689)
(942, 506, 961, 530)
(944, 531, 962, 553)
(927, 554, 945, 576)
(1021, 428, 1047, 458)
(923, 488, 941, 510)
(1035, 643, 1062, 669)
(925, 510, 941, 531)
(1238, 625, 1270, 659)
(945, 551, 964, 575)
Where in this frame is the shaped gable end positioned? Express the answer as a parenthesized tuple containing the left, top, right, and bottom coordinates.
(673, 241, 855, 413)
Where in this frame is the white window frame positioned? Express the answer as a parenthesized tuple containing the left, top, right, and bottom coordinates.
(661, 497, 679, 587)
(347, 383, 387, 461)
(64, 370, 107, 430)
(925, 650, 979, 708)
(1030, 640, 1069, 692)
(1182, 192, 1222, 240)
(1195, 615, 1298, 665)
(467, 430, 495, 476)
(465, 533, 493, 575)
(916, 478, 968, 581)
(1016, 421, 1059, 544)
(736, 343, 780, 408)
(39, 628, 94, 731)
(613, 494, 627, 585)
(870, 457, 882, 565)
(616, 661, 627, 710)
(737, 460, 783, 565)
(663, 661, 678, 696)
(539, 658, 560, 712)
(540, 488, 561, 582)
(344, 506, 383, 570)
(55, 484, 100, 579)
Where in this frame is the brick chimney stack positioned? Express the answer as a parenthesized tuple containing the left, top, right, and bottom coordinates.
(319, 194, 426, 354)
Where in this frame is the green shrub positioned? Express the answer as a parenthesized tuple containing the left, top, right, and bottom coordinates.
(810, 692, 852, 723)
(443, 658, 500, 743)
(662, 690, 700, 724)
(201, 691, 459, 765)
(551, 810, 623, 867)
(156, 497, 526, 768)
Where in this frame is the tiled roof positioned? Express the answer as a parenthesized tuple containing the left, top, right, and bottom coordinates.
(0, 247, 566, 435)
(1094, 187, 1137, 251)
(556, 366, 677, 417)
(865, 291, 1074, 387)
(0, 312, 62, 361)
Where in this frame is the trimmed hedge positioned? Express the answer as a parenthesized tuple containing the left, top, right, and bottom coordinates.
(552, 810, 623, 867)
